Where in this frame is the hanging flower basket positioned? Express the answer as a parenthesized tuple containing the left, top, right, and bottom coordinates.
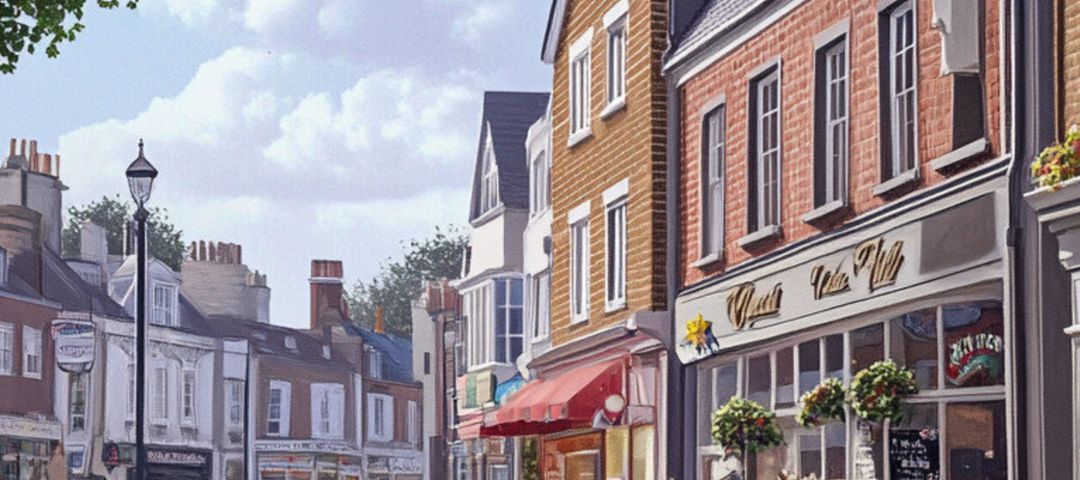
(711, 397, 785, 457)
(847, 360, 918, 424)
(796, 378, 846, 428)
(1031, 124, 1080, 189)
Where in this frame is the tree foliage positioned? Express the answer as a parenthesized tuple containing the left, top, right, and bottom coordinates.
(61, 195, 186, 270)
(346, 225, 466, 337)
(0, 0, 138, 74)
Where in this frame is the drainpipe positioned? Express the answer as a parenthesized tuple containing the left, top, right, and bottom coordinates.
(664, 68, 685, 480)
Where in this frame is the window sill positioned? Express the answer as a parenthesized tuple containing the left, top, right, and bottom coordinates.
(470, 204, 505, 228)
(599, 98, 626, 120)
(567, 128, 593, 148)
(736, 225, 782, 249)
(691, 252, 722, 269)
(570, 316, 589, 326)
(930, 137, 989, 172)
(801, 199, 848, 225)
(604, 301, 627, 314)
(22, 373, 41, 380)
(871, 168, 920, 197)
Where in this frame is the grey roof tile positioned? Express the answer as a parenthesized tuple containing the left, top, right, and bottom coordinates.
(470, 91, 549, 219)
(669, 0, 764, 66)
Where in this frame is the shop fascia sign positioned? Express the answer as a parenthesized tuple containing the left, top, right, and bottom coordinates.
(254, 440, 359, 455)
(146, 449, 209, 466)
(51, 319, 96, 373)
(0, 414, 61, 440)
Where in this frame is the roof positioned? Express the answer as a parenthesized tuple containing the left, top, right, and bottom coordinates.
(346, 324, 415, 383)
(666, 0, 766, 70)
(42, 248, 131, 319)
(541, 0, 568, 63)
(469, 91, 550, 220)
(206, 317, 353, 369)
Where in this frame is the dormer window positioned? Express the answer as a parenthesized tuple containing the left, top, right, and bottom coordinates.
(479, 142, 499, 215)
(151, 283, 177, 326)
(284, 336, 297, 350)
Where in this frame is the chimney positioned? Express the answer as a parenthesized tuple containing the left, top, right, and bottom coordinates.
(374, 305, 385, 333)
(79, 221, 108, 266)
(309, 259, 346, 331)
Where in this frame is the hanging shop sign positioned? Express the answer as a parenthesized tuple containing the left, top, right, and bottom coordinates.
(674, 192, 1004, 364)
(51, 320, 95, 373)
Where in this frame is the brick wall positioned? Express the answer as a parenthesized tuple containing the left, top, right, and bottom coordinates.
(549, 0, 669, 347)
(256, 357, 357, 441)
(0, 297, 58, 417)
(678, 0, 1003, 289)
(362, 378, 423, 448)
(1064, 0, 1080, 127)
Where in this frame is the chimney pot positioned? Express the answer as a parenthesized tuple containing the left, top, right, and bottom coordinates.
(7, 139, 13, 159)
(19, 139, 26, 157)
(54, 154, 60, 177)
(236, 245, 242, 265)
(42, 154, 51, 175)
(199, 240, 206, 261)
(208, 242, 217, 262)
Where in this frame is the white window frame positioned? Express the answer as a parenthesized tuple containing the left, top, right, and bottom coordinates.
(151, 366, 168, 424)
(752, 65, 782, 231)
(700, 101, 726, 262)
(494, 278, 524, 364)
(226, 379, 243, 427)
(0, 247, 7, 286)
(887, 1, 917, 178)
(267, 380, 291, 437)
(367, 347, 384, 379)
(180, 368, 196, 426)
(22, 326, 41, 379)
(532, 273, 551, 341)
(568, 29, 594, 145)
(568, 201, 591, 324)
(0, 322, 11, 376)
(407, 400, 419, 445)
(311, 383, 345, 440)
(479, 139, 500, 215)
(603, 179, 629, 312)
(603, 1, 628, 113)
(530, 148, 550, 215)
(69, 372, 87, 432)
(368, 393, 394, 442)
(127, 361, 136, 421)
(822, 39, 849, 205)
(151, 282, 178, 327)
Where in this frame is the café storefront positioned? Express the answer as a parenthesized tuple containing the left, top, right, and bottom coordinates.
(0, 415, 62, 480)
(675, 180, 1014, 480)
(254, 440, 363, 480)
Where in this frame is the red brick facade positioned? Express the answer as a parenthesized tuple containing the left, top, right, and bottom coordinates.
(0, 296, 58, 417)
(676, 0, 1004, 288)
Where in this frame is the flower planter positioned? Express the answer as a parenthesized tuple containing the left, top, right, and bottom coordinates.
(1024, 177, 1080, 271)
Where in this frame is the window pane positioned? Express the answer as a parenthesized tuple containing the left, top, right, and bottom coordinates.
(747, 354, 771, 406)
(946, 401, 1007, 479)
(889, 309, 939, 389)
(799, 432, 822, 479)
(511, 279, 523, 306)
(851, 323, 884, 373)
(824, 334, 844, 380)
(889, 403, 939, 480)
(798, 340, 821, 397)
(711, 363, 738, 411)
(496, 280, 507, 307)
(944, 301, 1005, 388)
(510, 308, 523, 335)
(776, 348, 795, 408)
(824, 421, 846, 479)
(753, 417, 796, 480)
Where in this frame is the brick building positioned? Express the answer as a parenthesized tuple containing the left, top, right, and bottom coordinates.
(411, 280, 462, 480)
(478, 1, 672, 479)
(665, 0, 1022, 478)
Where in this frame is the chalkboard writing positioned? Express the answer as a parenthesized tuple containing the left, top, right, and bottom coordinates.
(889, 429, 940, 480)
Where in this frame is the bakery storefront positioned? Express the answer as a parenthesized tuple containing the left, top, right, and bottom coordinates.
(676, 185, 1013, 480)
(254, 440, 363, 480)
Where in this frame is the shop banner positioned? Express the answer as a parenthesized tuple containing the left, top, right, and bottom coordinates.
(51, 320, 95, 373)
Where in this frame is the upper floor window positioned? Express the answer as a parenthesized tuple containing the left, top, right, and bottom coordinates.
(22, 326, 41, 379)
(69, 373, 87, 432)
(532, 273, 551, 341)
(407, 400, 419, 446)
(267, 380, 291, 436)
(701, 103, 726, 259)
(881, 1, 917, 181)
(814, 34, 849, 209)
(748, 65, 782, 234)
(181, 369, 196, 425)
(570, 212, 591, 324)
(368, 393, 394, 442)
(367, 347, 384, 379)
(0, 247, 7, 286)
(152, 366, 168, 423)
(568, 29, 594, 143)
(530, 149, 550, 215)
(0, 323, 11, 376)
(127, 362, 135, 420)
(226, 380, 244, 427)
(605, 8, 627, 108)
(311, 383, 344, 440)
(604, 183, 627, 311)
(151, 283, 177, 326)
(479, 142, 499, 215)
(494, 278, 524, 364)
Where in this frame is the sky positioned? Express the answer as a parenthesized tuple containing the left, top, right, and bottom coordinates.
(0, 0, 552, 329)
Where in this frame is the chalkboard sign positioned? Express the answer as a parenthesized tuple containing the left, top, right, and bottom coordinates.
(889, 429, 940, 480)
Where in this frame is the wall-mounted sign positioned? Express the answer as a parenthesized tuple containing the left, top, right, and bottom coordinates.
(809, 262, 851, 299)
(683, 314, 719, 354)
(255, 440, 359, 455)
(51, 320, 95, 373)
(0, 415, 61, 440)
(147, 448, 209, 466)
(854, 238, 905, 292)
(947, 333, 1004, 386)
(726, 282, 782, 330)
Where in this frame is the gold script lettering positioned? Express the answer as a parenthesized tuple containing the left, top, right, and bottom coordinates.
(852, 238, 905, 291)
(809, 262, 851, 300)
(726, 283, 783, 330)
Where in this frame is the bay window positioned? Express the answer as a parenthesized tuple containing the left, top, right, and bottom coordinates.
(494, 278, 524, 364)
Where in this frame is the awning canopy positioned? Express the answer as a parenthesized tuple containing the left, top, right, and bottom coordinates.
(480, 358, 624, 437)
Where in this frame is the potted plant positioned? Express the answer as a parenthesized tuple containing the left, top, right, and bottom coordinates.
(847, 360, 918, 424)
(796, 378, 846, 428)
(712, 397, 785, 479)
(1026, 125, 1080, 272)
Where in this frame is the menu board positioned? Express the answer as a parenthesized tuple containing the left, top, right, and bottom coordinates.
(889, 429, 940, 480)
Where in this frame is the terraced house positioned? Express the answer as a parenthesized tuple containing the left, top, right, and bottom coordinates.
(662, 0, 1042, 478)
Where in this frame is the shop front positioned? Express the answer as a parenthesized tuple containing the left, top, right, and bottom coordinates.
(254, 440, 363, 480)
(480, 328, 665, 480)
(144, 446, 213, 479)
(0, 415, 63, 480)
(676, 185, 1013, 479)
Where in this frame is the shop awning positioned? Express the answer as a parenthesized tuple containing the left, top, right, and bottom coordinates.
(480, 358, 624, 437)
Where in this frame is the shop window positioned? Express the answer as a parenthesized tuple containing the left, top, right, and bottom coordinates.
(823, 422, 846, 479)
(798, 340, 820, 398)
(752, 417, 795, 479)
(853, 420, 885, 480)
(775, 347, 795, 408)
(747, 354, 771, 407)
(631, 425, 656, 480)
(889, 403, 940, 479)
(890, 308, 939, 389)
(605, 427, 629, 479)
(850, 323, 884, 373)
(824, 334, 844, 380)
(945, 401, 1007, 478)
(944, 301, 1005, 388)
(799, 431, 822, 479)
(491, 465, 510, 480)
(711, 364, 738, 412)
(565, 451, 601, 480)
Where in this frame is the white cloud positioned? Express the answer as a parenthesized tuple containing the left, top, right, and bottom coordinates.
(452, 1, 513, 45)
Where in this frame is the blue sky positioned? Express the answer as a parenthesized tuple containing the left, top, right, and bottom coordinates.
(0, 0, 552, 329)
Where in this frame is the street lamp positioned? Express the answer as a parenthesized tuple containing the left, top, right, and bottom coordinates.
(126, 139, 157, 480)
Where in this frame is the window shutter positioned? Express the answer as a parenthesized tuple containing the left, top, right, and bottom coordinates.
(932, 0, 980, 74)
(330, 385, 345, 439)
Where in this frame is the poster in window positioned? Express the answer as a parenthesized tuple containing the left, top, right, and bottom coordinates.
(889, 429, 940, 480)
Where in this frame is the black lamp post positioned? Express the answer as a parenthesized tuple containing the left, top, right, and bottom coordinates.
(126, 139, 157, 480)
